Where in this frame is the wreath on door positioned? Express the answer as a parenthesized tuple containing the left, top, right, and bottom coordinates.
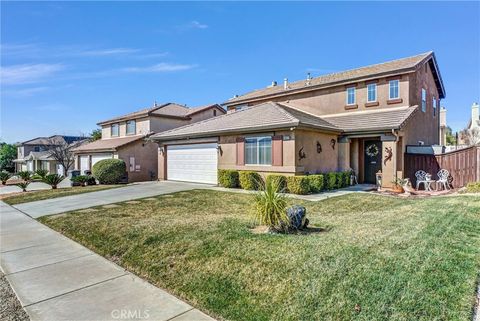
(366, 144, 379, 157)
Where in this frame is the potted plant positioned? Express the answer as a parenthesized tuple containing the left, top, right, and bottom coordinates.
(391, 177, 409, 193)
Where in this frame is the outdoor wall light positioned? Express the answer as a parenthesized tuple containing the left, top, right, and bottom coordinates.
(330, 139, 336, 150)
(316, 141, 322, 153)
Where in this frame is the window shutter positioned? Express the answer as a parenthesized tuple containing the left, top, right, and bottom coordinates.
(272, 135, 283, 166)
(236, 137, 245, 166)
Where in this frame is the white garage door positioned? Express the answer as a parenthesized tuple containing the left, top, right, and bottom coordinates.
(167, 143, 218, 184)
(79, 156, 89, 174)
(92, 154, 112, 167)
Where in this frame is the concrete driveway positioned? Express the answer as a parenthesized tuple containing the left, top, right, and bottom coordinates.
(13, 181, 211, 218)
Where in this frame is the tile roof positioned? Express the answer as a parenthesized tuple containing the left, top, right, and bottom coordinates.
(151, 102, 419, 141)
(226, 52, 435, 105)
(322, 105, 419, 133)
(72, 135, 144, 152)
(151, 102, 341, 141)
(21, 135, 86, 146)
(97, 103, 224, 125)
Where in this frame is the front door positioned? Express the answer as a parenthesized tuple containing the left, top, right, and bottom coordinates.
(364, 140, 382, 184)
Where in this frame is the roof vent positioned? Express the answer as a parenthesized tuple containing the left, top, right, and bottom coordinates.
(233, 94, 239, 98)
(305, 72, 312, 86)
(153, 100, 157, 107)
(283, 78, 288, 90)
(268, 81, 277, 88)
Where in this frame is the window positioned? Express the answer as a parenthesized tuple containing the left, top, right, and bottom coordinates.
(213, 110, 217, 116)
(235, 104, 247, 111)
(34, 146, 40, 152)
(111, 123, 119, 136)
(367, 83, 377, 102)
(421, 88, 427, 112)
(126, 120, 136, 135)
(389, 80, 399, 99)
(433, 97, 437, 116)
(346, 87, 356, 105)
(245, 136, 272, 165)
(129, 156, 135, 172)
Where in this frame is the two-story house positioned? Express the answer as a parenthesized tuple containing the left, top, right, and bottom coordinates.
(151, 52, 445, 188)
(73, 102, 225, 182)
(14, 135, 87, 175)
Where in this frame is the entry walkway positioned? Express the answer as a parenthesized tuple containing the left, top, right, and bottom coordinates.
(0, 201, 215, 321)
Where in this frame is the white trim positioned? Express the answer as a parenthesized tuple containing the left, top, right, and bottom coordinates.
(388, 79, 400, 99)
(346, 86, 356, 105)
(367, 83, 377, 102)
(421, 88, 427, 113)
(244, 135, 272, 166)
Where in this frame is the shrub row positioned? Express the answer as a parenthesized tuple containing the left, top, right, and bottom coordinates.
(218, 169, 352, 195)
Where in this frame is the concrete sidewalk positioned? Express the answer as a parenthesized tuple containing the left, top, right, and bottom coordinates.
(13, 181, 211, 218)
(0, 201, 215, 321)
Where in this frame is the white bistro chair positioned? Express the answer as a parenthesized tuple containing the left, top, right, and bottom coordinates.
(415, 170, 428, 190)
(436, 169, 450, 191)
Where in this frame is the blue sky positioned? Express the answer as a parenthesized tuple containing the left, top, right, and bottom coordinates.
(1, 1, 479, 143)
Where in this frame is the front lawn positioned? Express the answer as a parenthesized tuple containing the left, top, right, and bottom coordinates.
(2, 185, 122, 205)
(39, 191, 480, 321)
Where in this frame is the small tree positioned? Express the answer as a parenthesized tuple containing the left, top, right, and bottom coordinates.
(17, 171, 32, 181)
(462, 128, 480, 146)
(445, 126, 456, 146)
(90, 129, 102, 141)
(41, 137, 86, 176)
(0, 143, 16, 173)
(43, 174, 64, 189)
(16, 181, 30, 192)
(252, 178, 289, 232)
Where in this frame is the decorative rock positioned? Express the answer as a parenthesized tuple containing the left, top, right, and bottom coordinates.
(286, 205, 309, 229)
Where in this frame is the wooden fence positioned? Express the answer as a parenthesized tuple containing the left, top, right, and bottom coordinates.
(404, 146, 480, 188)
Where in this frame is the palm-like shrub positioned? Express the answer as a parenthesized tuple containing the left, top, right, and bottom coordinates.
(43, 174, 64, 189)
(17, 171, 32, 181)
(92, 159, 126, 184)
(0, 171, 11, 185)
(35, 169, 49, 179)
(71, 175, 89, 187)
(252, 178, 289, 232)
(16, 181, 30, 192)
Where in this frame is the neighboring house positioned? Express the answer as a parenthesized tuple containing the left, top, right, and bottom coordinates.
(458, 102, 480, 145)
(73, 102, 225, 182)
(439, 106, 447, 146)
(14, 135, 87, 175)
(151, 52, 445, 188)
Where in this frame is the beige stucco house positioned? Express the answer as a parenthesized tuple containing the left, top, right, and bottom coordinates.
(73, 102, 225, 182)
(14, 135, 87, 175)
(151, 52, 445, 188)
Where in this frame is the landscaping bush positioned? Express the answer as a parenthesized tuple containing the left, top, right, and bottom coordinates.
(43, 174, 64, 189)
(92, 159, 126, 184)
(286, 176, 310, 195)
(71, 175, 90, 187)
(239, 171, 263, 190)
(466, 182, 480, 193)
(35, 169, 49, 179)
(87, 175, 97, 185)
(0, 171, 11, 185)
(218, 169, 239, 188)
(17, 171, 32, 182)
(336, 171, 348, 188)
(16, 181, 30, 192)
(325, 172, 337, 190)
(265, 174, 287, 192)
(252, 177, 289, 231)
(307, 174, 324, 193)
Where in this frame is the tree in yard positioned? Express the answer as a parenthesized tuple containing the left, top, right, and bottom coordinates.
(461, 128, 480, 146)
(90, 129, 102, 141)
(41, 137, 86, 176)
(0, 143, 17, 172)
(445, 126, 457, 146)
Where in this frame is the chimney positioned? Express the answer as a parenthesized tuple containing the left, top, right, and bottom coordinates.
(283, 78, 288, 90)
(439, 106, 447, 128)
(269, 81, 277, 87)
(305, 72, 312, 86)
(471, 102, 479, 129)
(153, 100, 157, 107)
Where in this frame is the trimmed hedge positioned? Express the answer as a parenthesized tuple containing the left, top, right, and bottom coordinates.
(307, 174, 324, 193)
(325, 172, 337, 190)
(265, 174, 288, 192)
(239, 171, 263, 190)
(92, 159, 126, 184)
(286, 176, 310, 195)
(218, 169, 239, 188)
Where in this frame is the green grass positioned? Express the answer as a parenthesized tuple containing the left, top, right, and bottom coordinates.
(39, 191, 480, 321)
(2, 185, 122, 205)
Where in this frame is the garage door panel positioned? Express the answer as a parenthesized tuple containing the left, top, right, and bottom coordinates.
(167, 143, 218, 184)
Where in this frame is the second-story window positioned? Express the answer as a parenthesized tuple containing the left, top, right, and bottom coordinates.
(433, 97, 437, 116)
(389, 80, 399, 99)
(346, 87, 356, 105)
(421, 88, 427, 112)
(111, 123, 119, 137)
(367, 83, 377, 102)
(126, 120, 136, 135)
